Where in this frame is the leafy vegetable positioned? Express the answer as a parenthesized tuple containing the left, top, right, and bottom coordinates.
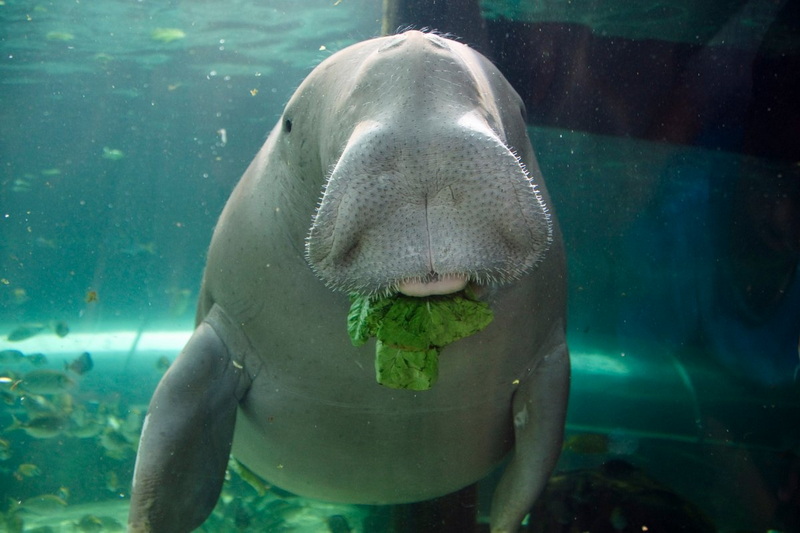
(375, 342, 439, 391)
(347, 291, 494, 390)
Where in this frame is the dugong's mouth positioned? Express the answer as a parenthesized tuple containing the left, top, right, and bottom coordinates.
(305, 113, 552, 297)
(395, 273, 468, 297)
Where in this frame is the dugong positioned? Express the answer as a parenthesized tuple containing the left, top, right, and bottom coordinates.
(129, 30, 569, 533)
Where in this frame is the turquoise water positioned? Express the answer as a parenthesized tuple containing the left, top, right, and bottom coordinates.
(1, 1, 798, 532)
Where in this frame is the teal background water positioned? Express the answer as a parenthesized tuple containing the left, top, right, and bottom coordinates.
(1, 1, 798, 531)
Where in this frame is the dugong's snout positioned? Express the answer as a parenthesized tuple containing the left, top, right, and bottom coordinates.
(305, 114, 552, 296)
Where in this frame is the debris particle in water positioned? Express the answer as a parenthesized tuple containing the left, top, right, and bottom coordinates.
(102, 147, 125, 160)
(151, 28, 186, 43)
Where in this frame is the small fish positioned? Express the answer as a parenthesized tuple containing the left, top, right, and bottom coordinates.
(20, 393, 61, 418)
(35, 237, 57, 249)
(0, 349, 25, 365)
(155, 355, 171, 372)
(76, 514, 123, 532)
(45, 31, 74, 41)
(563, 433, 610, 455)
(120, 242, 156, 256)
(228, 457, 270, 496)
(327, 515, 352, 533)
(75, 514, 104, 532)
(100, 516, 124, 531)
(25, 353, 48, 366)
(94, 52, 114, 63)
(14, 463, 42, 480)
(102, 147, 125, 160)
(85, 290, 98, 303)
(0, 390, 17, 406)
(105, 470, 120, 493)
(68, 416, 103, 438)
(11, 178, 32, 192)
(15, 369, 75, 395)
(66, 352, 93, 375)
(40, 168, 62, 176)
(151, 27, 186, 43)
(122, 407, 144, 435)
(7, 323, 47, 342)
(10, 287, 29, 304)
(0, 437, 11, 460)
(68, 404, 103, 438)
(100, 427, 135, 459)
(52, 320, 69, 337)
(7, 415, 68, 438)
(15, 493, 68, 514)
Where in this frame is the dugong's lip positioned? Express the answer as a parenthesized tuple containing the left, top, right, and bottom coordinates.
(397, 274, 468, 297)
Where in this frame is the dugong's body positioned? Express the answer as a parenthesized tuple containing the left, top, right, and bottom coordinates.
(129, 31, 569, 533)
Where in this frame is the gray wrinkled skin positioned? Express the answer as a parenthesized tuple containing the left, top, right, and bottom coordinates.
(305, 34, 552, 294)
(128, 31, 569, 533)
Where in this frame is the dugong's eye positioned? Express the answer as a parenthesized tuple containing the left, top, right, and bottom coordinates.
(283, 118, 293, 133)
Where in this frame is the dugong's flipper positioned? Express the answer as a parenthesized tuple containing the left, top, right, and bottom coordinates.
(128, 309, 249, 532)
(490, 328, 570, 533)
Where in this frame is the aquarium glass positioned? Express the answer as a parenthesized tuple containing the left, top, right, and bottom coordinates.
(1, 0, 798, 531)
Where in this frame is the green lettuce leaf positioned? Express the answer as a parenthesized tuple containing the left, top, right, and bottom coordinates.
(347, 291, 493, 390)
(347, 294, 393, 346)
(375, 341, 439, 391)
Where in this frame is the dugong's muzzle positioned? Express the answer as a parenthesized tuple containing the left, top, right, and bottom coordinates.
(306, 113, 552, 296)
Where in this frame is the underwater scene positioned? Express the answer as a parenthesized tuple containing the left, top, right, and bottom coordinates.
(1, 0, 799, 532)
